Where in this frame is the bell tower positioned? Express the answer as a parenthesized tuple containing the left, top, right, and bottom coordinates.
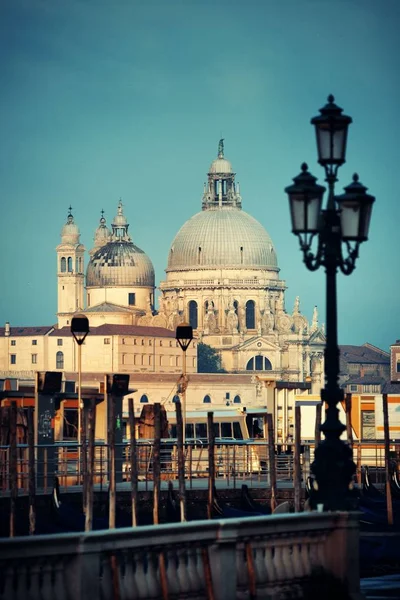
(56, 207, 86, 327)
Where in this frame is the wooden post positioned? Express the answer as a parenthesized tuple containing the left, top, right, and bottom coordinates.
(382, 393, 393, 526)
(108, 394, 116, 529)
(207, 412, 215, 520)
(356, 442, 362, 486)
(314, 403, 322, 449)
(9, 402, 18, 538)
(175, 400, 186, 521)
(202, 548, 215, 600)
(85, 397, 96, 532)
(128, 398, 138, 527)
(82, 405, 88, 514)
(27, 407, 36, 535)
(245, 542, 257, 600)
(266, 414, 277, 512)
(294, 405, 302, 512)
(153, 403, 161, 525)
(345, 393, 353, 446)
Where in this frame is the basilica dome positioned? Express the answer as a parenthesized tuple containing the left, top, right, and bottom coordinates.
(86, 200, 155, 288)
(167, 140, 278, 272)
(167, 207, 277, 271)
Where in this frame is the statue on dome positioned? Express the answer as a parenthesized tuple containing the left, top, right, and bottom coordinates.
(218, 138, 224, 158)
(293, 296, 300, 314)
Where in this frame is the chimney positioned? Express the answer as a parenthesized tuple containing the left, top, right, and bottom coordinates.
(5, 322, 10, 337)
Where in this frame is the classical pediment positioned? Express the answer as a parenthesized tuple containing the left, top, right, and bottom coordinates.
(233, 336, 281, 352)
(308, 329, 326, 345)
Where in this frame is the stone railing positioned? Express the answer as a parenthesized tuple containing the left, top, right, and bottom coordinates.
(0, 512, 361, 600)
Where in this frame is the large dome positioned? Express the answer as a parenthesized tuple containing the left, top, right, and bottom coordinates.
(167, 206, 278, 271)
(87, 241, 155, 287)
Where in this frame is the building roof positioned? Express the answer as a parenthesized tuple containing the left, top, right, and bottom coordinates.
(342, 375, 386, 386)
(382, 382, 400, 394)
(50, 324, 180, 338)
(339, 343, 390, 365)
(0, 326, 54, 337)
(63, 372, 256, 385)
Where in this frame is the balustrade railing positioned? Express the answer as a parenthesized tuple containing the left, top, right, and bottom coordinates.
(0, 511, 361, 600)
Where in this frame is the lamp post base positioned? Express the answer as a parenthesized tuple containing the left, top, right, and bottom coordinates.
(311, 437, 357, 511)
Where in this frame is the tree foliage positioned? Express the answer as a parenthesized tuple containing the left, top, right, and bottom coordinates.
(197, 342, 226, 373)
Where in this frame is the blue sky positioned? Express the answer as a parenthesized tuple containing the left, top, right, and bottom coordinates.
(0, 0, 399, 352)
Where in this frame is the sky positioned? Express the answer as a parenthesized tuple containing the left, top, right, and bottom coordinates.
(0, 0, 399, 353)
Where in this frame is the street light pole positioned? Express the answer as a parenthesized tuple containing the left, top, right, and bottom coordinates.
(285, 96, 375, 510)
(71, 315, 90, 489)
(176, 323, 194, 445)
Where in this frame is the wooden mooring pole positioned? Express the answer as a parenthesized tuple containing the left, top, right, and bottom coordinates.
(85, 397, 96, 532)
(345, 393, 353, 446)
(153, 403, 161, 525)
(266, 414, 277, 512)
(108, 394, 116, 529)
(9, 402, 18, 538)
(82, 407, 88, 514)
(128, 397, 138, 527)
(294, 405, 302, 512)
(207, 412, 215, 520)
(175, 400, 186, 521)
(27, 406, 36, 535)
(382, 393, 394, 526)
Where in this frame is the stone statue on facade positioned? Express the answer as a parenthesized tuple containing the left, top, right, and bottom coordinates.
(226, 298, 239, 333)
(310, 305, 319, 332)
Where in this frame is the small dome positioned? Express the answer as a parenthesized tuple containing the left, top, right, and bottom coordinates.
(61, 209, 79, 244)
(87, 241, 155, 287)
(209, 157, 233, 174)
(167, 207, 278, 271)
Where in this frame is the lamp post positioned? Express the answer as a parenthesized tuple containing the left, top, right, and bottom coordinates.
(285, 95, 375, 511)
(176, 323, 193, 445)
(71, 315, 89, 481)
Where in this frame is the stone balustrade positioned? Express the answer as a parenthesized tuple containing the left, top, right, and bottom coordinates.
(0, 511, 361, 600)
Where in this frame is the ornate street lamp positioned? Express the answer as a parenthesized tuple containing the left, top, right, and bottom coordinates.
(285, 95, 375, 510)
(176, 323, 193, 444)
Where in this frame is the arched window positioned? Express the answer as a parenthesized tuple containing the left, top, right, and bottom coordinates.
(76, 258, 79, 273)
(188, 300, 198, 329)
(246, 356, 272, 371)
(172, 395, 180, 403)
(203, 394, 211, 404)
(233, 395, 241, 404)
(60, 257, 66, 272)
(233, 300, 238, 315)
(246, 300, 255, 329)
(67, 257, 73, 272)
(140, 394, 149, 403)
(56, 351, 64, 369)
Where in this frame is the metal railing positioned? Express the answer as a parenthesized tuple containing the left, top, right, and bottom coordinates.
(0, 440, 396, 495)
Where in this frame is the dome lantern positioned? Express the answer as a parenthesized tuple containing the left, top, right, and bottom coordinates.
(61, 206, 80, 245)
(202, 139, 242, 210)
